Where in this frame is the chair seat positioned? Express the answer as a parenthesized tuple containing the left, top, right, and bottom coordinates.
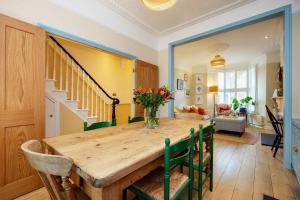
(131, 167, 189, 200)
(193, 151, 211, 166)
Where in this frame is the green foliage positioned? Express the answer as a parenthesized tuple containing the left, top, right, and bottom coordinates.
(232, 98, 240, 111)
(231, 96, 255, 111)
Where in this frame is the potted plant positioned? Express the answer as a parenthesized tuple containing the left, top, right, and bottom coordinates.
(231, 96, 255, 114)
(239, 96, 255, 113)
(133, 86, 173, 129)
(232, 98, 240, 113)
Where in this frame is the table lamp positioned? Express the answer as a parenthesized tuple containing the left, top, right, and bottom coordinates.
(209, 85, 219, 118)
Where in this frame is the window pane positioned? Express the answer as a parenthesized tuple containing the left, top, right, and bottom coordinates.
(218, 72, 224, 90)
(237, 91, 247, 100)
(225, 92, 235, 105)
(217, 92, 224, 104)
(225, 71, 235, 89)
(237, 70, 247, 88)
(248, 67, 256, 112)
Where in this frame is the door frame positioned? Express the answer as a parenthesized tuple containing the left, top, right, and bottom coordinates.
(168, 5, 292, 168)
(39, 24, 138, 118)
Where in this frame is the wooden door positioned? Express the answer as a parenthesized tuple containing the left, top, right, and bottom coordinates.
(135, 60, 159, 117)
(0, 14, 45, 199)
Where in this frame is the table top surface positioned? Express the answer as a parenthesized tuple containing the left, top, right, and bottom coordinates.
(43, 118, 210, 188)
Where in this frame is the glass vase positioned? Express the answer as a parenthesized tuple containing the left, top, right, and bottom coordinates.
(144, 107, 159, 129)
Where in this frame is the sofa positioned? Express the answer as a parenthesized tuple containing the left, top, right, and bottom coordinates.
(174, 106, 210, 120)
(215, 104, 232, 116)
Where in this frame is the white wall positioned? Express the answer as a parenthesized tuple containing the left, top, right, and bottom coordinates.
(292, 11, 300, 119)
(174, 68, 193, 109)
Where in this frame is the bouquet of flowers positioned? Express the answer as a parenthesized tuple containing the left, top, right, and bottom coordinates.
(133, 85, 173, 128)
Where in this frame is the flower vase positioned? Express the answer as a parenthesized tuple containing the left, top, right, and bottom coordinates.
(144, 107, 159, 129)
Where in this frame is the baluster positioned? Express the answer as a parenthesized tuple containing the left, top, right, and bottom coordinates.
(100, 92, 102, 121)
(91, 82, 94, 116)
(60, 48, 63, 90)
(46, 40, 49, 79)
(104, 99, 106, 121)
(82, 71, 85, 109)
(53, 43, 56, 81)
(108, 101, 111, 122)
(87, 76, 89, 110)
(77, 65, 79, 100)
(66, 56, 68, 93)
(71, 60, 74, 100)
(96, 88, 98, 120)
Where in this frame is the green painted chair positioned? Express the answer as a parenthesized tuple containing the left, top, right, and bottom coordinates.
(123, 128, 195, 200)
(128, 116, 144, 124)
(83, 118, 116, 131)
(183, 123, 214, 200)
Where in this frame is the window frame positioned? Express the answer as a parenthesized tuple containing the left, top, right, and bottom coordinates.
(217, 67, 255, 106)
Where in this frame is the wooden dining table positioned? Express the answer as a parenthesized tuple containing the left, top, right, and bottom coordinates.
(43, 118, 211, 200)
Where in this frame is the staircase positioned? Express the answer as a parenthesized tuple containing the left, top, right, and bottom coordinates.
(45, 36, 119, 125)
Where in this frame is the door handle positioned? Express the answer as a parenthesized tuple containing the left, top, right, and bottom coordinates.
(49, 114, 53, 118)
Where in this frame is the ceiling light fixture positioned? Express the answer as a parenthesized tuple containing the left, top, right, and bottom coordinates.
(210, 54, 226, 68)
(142, 0, 177, 11)
(264, 35, 271, 39)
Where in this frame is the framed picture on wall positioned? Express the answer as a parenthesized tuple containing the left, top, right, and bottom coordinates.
(184, 73, 188, 82)
(196, 95, 203, 105)
(185, 88, 190, 96)
(177, 79, 184, 90)
(195, 85, 203, 94)
(195, 74, 204, 84)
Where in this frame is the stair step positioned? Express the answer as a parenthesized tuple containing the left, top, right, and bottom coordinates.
(45, 79, 56, 91)
(52, 90, 67, 102)
(76, 109, 89, 119)
(65, 99, 78, 110)
(87, 116, 97, 125)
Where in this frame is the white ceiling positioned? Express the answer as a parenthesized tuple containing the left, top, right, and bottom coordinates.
(174, 16, 283, 71)
(97, 0, 255, 35)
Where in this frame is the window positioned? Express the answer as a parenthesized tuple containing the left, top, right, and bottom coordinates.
(217, 67, 256, 112)
(225, 71, 235, 89)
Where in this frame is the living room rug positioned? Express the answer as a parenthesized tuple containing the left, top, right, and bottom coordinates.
(214, 130, 259, 145)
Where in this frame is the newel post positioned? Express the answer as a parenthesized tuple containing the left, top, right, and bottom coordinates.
(112, 98, 120, 126)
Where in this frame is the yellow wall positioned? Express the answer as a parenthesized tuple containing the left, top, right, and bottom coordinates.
(56, 37, 133, 104)
(50, 37, 133, 132)
(60, 103, 83, 135)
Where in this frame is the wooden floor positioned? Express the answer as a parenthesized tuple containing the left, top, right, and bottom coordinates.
(16, 132, 300, 200)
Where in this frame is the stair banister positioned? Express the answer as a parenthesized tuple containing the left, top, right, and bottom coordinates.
(53, 43, 56, 80)
(66, 55, 68, 92)
(46, 40, 49, 78)
(60, 48, 63, 90)
(48, 36, 120, 123)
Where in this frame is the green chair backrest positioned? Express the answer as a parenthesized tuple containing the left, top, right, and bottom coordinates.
(128, 116, 144, 124)
(198, 123, 214, 165)
(164, 128, 195, 200)
(84, 120, 115, 131)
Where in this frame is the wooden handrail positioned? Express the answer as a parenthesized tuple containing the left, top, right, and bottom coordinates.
(48, 35, 119, 123)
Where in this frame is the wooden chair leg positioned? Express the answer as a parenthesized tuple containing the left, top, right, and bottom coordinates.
(273, 136, 282, 157)
(198, 168, 203, 200)
(271, 135, 279, 151)
(188, 178, 193, 200)
(210, 160, 213, 192)
(122, 189, 127, 200)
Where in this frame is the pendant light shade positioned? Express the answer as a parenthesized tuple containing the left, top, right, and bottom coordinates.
(142, 0, 177, 11)
(210, 54, 225, 68)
